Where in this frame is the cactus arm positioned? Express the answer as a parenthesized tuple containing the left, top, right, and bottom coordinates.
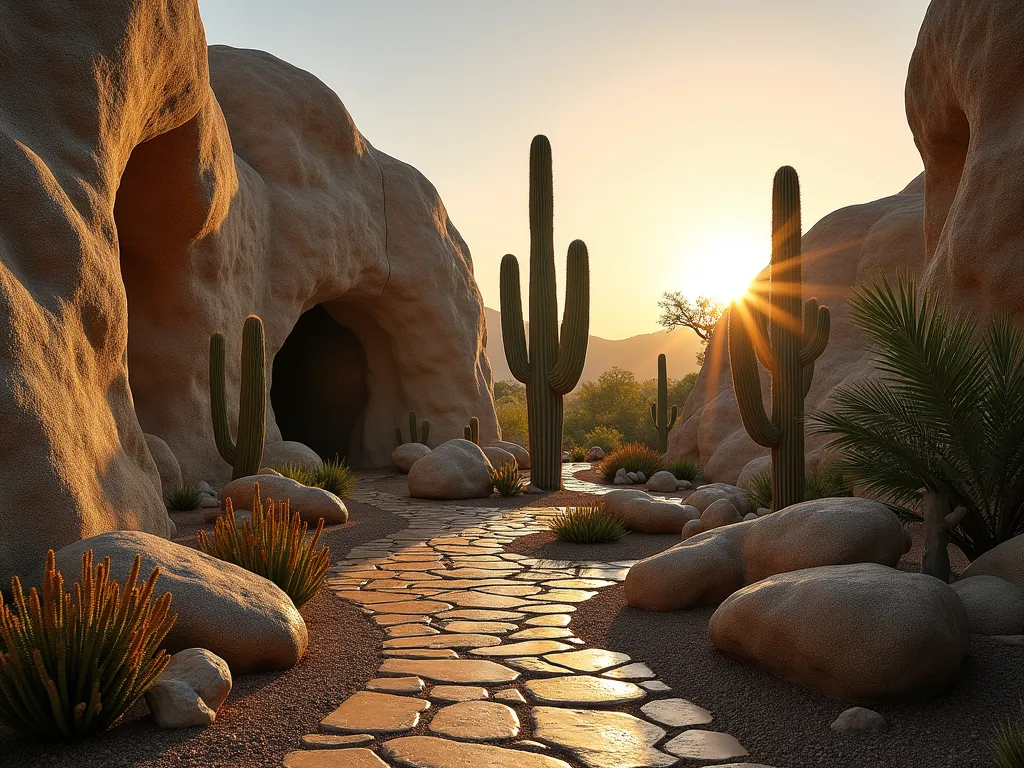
(549, 240, 591, 395)
(650, 402, 658, 428)
(499, 254, 531, 383)
(209, 332, 236, 465)
(464, 426, 471, 441)
(395, 427, 404, 447)
(232, 315, 266, 479)
(668, 404, 678, 431)
(409, 412, 418, 444)
(729, 302, 781, 447)
(470, 416, 480, 445)
(799, 299, 831, 365)
(750, 303, 774, 373)
(802, 361, 815, 398)
(421, 421, 430, 446)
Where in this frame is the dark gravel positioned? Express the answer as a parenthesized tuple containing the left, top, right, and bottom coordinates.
(0, 497, 408, 768)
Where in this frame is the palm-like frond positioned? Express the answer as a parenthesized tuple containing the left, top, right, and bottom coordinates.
(811, 273, 1024, 560)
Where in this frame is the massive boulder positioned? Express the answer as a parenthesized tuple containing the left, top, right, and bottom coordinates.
(709, 564, 970, 701)
(219, 475, 349, 525)
(959, 534, 1024, 593)
(0, 0, 497, 582)
(408, 439, 494, 500)
(602, 490, 699, 534)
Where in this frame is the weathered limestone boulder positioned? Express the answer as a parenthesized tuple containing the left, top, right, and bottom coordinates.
(709, 564, 969, 700)
(145, 648, 232, 728)
(684, 484, 752, 516)
(490, 440, 530, 469)
(960, 535, 1024, 592)
(220, 475, 348, 525)
(603, 490, 699, 534)
(146, 434, 183, 499)
(483, 446, 518, 471)
(646, 471, 678, 493)
(392, 443, 432, 474)
(743, 498, 908, 583)
(951, 576, 1024, 636)
(700, 499, 742, 531)
(625, 521, 755, 611)
(48, 532, 308, 672)
(408, 439, 494, 500)
(262, 441, 322, 470)
(0, 0, 498, 582)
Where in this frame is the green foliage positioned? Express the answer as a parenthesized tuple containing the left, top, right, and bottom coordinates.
(396, 412, 430, 447)
(812, 273, 1024, 560)
(650, 354, 678, 453)
(500, 135, 590, 490)
(569, 445, 587, 462)
(165, 485, 203, 511)
(0, 550, 176, 740)
(668, 457, 703, 482)
(584, 425, 624, 452)
(597, 442, 666, 483)
(549, 503, 627, 544)
(198, 484, 330, 609)
(745, 469, 773, 511)
(494, 382, 529, 447)
(276, 458, 356, 499)
(744, 463, 851, 511)
(658, 293, 727, 365)
(489, 461, 526, 497)
(993, 704, 1024, 768)
(464, 416, 480, 445)
(210, 315, 267, 480)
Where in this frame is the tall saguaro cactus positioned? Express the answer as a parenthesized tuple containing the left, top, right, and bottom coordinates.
(650, 354, 677, 453)
(500, 135, 591, 491)
(729, 166, 830, 511)
(210, 315, 267, 480)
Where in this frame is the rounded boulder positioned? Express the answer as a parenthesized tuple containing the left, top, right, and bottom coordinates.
(145, 648, 232, 728)
(700, 498, 742, 530)
(708, 563, 969, 700)
(490, 440, 530, 469)
(951, 575, 1024, 636)
(646, 471, 679, 493)
(684, 483, 752, 516)
(392, 443, 431, 474)
(145, 434, 183, 499)
(483, 445, 518, 471)
(603, 489, 698, 534)
(262, 441, 323, 470)
(960, 535, 1024, 592)
(48, 531, 308, 673)
(220, 474, 348, 525)
(408, 439, 494, 500)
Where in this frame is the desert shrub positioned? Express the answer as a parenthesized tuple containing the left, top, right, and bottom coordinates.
(993, 704, 1024, 768)
(165, 485, 203, 511)
(0, 550, 176, 740)
(597, 442, 666, 482)
(549, 503, 626, 543)
(744, 469, 773, 510)
(197, 484, 329, 609)
(569, 445, 587, 462)
(744, 464, 851, 511)
(275, 458, 355, 499)
(812, 274, 1024, 559)
(490, 461, 526, 497)
(583, 426, 624, 453)
(668, 457, 703, 482)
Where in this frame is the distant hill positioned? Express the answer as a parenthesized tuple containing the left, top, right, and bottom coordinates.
(485, 308, 704, 384)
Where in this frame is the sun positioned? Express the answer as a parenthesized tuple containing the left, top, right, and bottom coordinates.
(684, 232, 767, 303)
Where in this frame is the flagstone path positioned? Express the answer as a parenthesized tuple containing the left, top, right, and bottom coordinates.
(281, 466, 773, 768)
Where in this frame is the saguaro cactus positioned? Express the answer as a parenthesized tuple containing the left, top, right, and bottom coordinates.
(729, 166, 830, 511)
(210, 315, 267, 479)
(650, 354, 678, 453)
(396, 412, 430, 446)
(463, 416, 480, 445)
(500, 135, 591, 491)
(921, 491, 967, 583)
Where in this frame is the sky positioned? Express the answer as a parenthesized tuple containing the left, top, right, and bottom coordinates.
(198, 0, 931, 340)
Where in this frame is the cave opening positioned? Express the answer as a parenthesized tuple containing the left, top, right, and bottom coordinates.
(271, 304, 369, 464)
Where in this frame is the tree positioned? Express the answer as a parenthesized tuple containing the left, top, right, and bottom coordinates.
(657, 293, 726, 365)
(493, 380, 528, 447)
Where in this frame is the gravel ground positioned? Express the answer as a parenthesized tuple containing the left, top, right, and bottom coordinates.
(0, 497, 408, 768)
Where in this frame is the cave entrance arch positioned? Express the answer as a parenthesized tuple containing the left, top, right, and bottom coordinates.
(271, 304, 369, 464)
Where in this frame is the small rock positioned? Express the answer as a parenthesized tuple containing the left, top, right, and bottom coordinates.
(743, 512, 758, 521)
(145, 648, 232, 729)
(636, 472, 647, 483)
(562, 451, 571, 463)
(392, 443, 431, 474)
(526, 483, 545, 494)
(676, 480, 693, 491)
(199, 496, 221, 508)
(585, 446, 605, 462)
(646, 471, 678, 493)
(615, 468, 628, 480)
(831, 707, 887, 734)
(700, 499, 742, 530)
(198, 481, 215, 495)
(626, 472, 640, 483)
(757, 507, 771, 516)
(614, 477, 630, 485)
(680, 519, 704, 541)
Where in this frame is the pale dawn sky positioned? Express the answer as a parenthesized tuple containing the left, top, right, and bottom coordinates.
(198, 0, 930, 339)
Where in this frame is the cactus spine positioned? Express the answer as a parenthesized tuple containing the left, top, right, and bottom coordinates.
(464, 416, 480, 445)
(728, 166, 830, 511)
(210, 315, 267, 480)
(396, 412, 430, 446)
(500, 135, 591, 491)
(650, 354, 678, 453)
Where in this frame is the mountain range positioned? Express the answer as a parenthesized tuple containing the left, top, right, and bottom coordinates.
(484, 308, 704, 384)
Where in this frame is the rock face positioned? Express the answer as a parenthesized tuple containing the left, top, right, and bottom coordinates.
(602, 490, 699, 534)
(951, 576, 1024, 636)
(959, 535, 1024, 592)
(0, 0, 496, 583)
(145, 434, 183, 499)
(392, 443, 432, 474)
(48, 532, 308, 673)
(709, 564, 969, 700)
(219, 475, 349, 524)
(262, 441, 323, 470)
(626, 497, 908, 612)
(145, 648, 232, 728)
(408, 439, 494, 500)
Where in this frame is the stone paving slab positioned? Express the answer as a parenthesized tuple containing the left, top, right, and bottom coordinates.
(382, 736, 573, 768)
(320, 691, 430, 734)
(284, 748, 389, 767)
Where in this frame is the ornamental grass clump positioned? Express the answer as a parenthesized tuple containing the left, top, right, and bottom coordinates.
(489, 461, 526, 497)
(165, 485, 203, 511)
(275, 462, 319, 487)
(0, 550, 176, 741)
(197, 483, 329, 609)
(668, 457, 703, 483)
(744, 464, 850, 511)
(992, 703, 1024, 768)
(275, 458, 356, 499)
(597, 442, 666, 483)
(549, 503, 627, 544)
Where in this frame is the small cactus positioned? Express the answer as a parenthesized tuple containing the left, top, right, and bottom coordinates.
(210, 315, 267, 480)
(464, 416, 480, 445)
(650, 354, 678, 453)
(396, 412, 430, 447)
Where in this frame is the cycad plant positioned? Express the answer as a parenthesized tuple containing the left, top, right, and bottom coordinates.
(0, 551, 176, 740)
(197, 483, 330, 608)
(812, 273, 1024, 560)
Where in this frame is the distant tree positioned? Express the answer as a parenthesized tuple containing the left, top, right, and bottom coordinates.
(493, 380, 526, 403)
(583, 426, 624, 452)
(669, 372, 698, 409)
(493, 380, 528, 446)
(657, 293, 726, 365)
